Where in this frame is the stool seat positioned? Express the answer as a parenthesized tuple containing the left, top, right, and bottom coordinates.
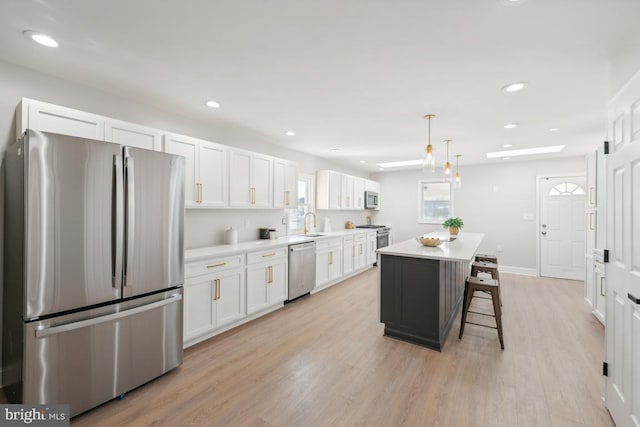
(475, 253, 498, 264)
(471, 261, 499, 280)
(459, 276, 504, 349)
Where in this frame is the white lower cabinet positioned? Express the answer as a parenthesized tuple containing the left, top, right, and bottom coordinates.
(343, 236, 355, 276)
(184, 264, 245, 343)
(316, 238, 343, 288)
(354, 234, 366, 270)
(246, 248, 288, 314)
(366, 232, 377, 265)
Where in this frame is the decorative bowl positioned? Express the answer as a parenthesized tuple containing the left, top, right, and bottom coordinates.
(416, 236, 441, 247)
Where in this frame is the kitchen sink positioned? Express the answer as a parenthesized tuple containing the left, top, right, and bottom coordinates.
(300, 233, 325, 237)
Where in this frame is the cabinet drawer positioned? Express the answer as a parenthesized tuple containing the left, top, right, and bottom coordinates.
(343, 236, 354, 244)
(186, 254, 245, 278)
(316, 238, 342, 251)
(247, 247, 288, 264)
(355, 233, 366, 242)
(366, 232, 377, 240)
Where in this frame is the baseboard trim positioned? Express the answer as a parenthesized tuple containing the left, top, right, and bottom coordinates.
(499, 265, 538, 276)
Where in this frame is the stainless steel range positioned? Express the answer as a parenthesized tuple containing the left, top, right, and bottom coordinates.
(356, 225, 391, 249)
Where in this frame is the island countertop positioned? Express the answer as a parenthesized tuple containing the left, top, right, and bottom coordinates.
(377, 232, 485, 262)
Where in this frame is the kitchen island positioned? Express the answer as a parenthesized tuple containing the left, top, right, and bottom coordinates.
(377, 232, 484, 351)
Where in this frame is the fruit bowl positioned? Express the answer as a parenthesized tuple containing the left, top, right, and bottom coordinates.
(416, 236, 441, 247)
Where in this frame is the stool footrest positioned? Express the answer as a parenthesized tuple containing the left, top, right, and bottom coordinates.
(468, 310, 495, 317)
(465, 320, 498, 330)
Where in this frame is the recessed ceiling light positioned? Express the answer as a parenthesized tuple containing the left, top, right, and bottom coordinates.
(359, 160, 366, 164)
(284, 131, 296, 136)
(503, 123, 518, 129)
(503, 144, 514, 148)
(23, 30, 58, 48)
(486, 145, 565, 159)
(330, 148, 340, 153)
(503, 157, 511, 160)
(549, 127, 559, 132)
(376, 159, 423, 168)
(502, 81, 527, 93)
(205, 100, 221, 108)
(378, 167, 385, 171)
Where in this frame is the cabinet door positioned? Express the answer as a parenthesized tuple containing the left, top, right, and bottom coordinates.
(268, 260, 288, 304)
(164, 133, 198, 207)
(329, 248, 343, 281)
(343, 243, 354, 275)
(285, 163, 298, 207)
(229, 150, 252, 207)
(183, 276, 215, 341)
(273, 160, 287, 208)
(366, 237, 377, 265)
(25, 100, 105, 140)
(216, 269, 245, 327)
(247, 265, 269, 315)
(105, 120, 162, 151)
(341, 175, 354, 209)
(316, 251, 330, 286)
(328, 172, 342, 209)
(354, 241, 366, 270)
(252, 154, 273, 207)
(353, 178, 365, 210)
(199, 141, 228, 207)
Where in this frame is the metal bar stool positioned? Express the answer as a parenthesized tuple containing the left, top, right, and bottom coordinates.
(475, 253, 498, 264)
(471, 260, 502, 305)
(459, 276, 504, 349)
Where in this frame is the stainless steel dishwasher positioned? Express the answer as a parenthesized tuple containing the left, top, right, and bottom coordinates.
(287, 241, 316, 301)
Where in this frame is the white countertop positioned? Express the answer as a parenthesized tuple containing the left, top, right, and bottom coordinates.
(376, 232, 484, 262)
(185, 228, 376, 262)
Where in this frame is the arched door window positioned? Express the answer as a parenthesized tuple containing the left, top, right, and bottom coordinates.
(548, 182, 585, 196)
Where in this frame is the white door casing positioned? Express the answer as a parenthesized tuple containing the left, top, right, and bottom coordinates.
(605, 69, 640, 427)
(539, 176, 586, 280)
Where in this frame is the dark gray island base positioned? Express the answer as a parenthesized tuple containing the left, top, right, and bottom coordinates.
(379, 254, 470, 351)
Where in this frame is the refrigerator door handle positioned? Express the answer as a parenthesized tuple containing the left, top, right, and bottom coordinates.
(124, 153, 135, 287)
(34, 294, 182, 338)
(113, 154, 124, 289)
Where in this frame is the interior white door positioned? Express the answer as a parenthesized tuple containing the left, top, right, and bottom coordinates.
(604, 70, 640, 427)
(539, 176, 586, 280)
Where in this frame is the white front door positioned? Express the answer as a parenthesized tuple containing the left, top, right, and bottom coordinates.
(605, 70, 640, 427)
(539, 176, 586, 280)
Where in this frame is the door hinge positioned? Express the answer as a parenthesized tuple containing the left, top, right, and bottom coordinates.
(604, 140, 610, 155)
(604, 249, 609, 263)
(603, 362, 608, 376)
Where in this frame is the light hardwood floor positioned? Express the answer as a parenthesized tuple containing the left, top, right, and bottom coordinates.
(68, 269, 612, 426)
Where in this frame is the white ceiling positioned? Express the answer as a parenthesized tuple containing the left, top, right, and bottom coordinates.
(1, 0, 639, 172)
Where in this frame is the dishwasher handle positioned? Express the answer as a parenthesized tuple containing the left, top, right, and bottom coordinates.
(290, 242, 316, 252)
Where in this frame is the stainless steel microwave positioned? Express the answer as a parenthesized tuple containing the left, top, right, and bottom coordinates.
(364, 191, 379, 209)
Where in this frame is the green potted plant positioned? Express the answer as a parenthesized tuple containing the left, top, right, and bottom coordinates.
(443, 217, 464, 235)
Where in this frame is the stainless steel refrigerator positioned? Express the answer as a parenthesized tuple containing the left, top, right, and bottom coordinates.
(2, 130, 185, 417)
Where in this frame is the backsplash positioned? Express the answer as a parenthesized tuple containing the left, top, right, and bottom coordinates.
(184, 209, 380, 249)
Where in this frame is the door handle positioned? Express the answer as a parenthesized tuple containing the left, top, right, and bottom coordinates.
(124, 153, 135, 288)
(112, 154, 124, 290)
(541, 231, 547, 235)
(629, 293, 640, 304)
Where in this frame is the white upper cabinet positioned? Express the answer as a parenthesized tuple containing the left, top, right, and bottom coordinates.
(164, 133, 228, 208)
(105, 119, 163, 151)
(317, 170, 379, 210)
(229, 149, 273, 208)
(274, 159, 299, 208)
(17, 98, 105, 140)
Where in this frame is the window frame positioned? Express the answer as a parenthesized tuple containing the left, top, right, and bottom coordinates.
(417, 180, 454, 224)
(287, 172, 315, 235)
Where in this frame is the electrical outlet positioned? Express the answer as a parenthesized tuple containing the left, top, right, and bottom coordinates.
(282, 217, 287, 225)
(244, 218, 251, 228)
(497, 244, 503, 253)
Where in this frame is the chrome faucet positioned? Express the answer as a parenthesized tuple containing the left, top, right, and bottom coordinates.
(304, 212, 317, 234)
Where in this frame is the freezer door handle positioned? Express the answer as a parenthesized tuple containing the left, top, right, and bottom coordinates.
(124, 153, 135, 287)
(34, 294, 183, 338)
(113, 154, 124, 289)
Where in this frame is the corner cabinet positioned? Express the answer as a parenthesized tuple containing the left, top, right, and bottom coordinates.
(229, 149, 273, 208)
(246, 247, 288, 315)
(164, 133, 228, 208)
(183, 254, 246, 343)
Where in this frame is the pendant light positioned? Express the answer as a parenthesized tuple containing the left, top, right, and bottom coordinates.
(422, 114, 436, 173)
(443, 140, 452, 181)
(454, 154, 462, 189)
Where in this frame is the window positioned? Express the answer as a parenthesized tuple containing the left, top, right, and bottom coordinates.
(418, 181, 452, 223)
(548, 182, 585, 196)
(288, 173, 315, 234)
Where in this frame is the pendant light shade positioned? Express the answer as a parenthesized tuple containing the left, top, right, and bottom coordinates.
(443, 140, 453, 181)
(454, 154, 462, 189)
(422, 114, 436, 173)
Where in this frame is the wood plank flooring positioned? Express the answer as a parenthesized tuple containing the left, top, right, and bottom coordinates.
(66, 269, 613, 426)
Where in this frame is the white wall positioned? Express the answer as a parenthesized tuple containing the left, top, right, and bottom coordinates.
(372, 156, 585, 271)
